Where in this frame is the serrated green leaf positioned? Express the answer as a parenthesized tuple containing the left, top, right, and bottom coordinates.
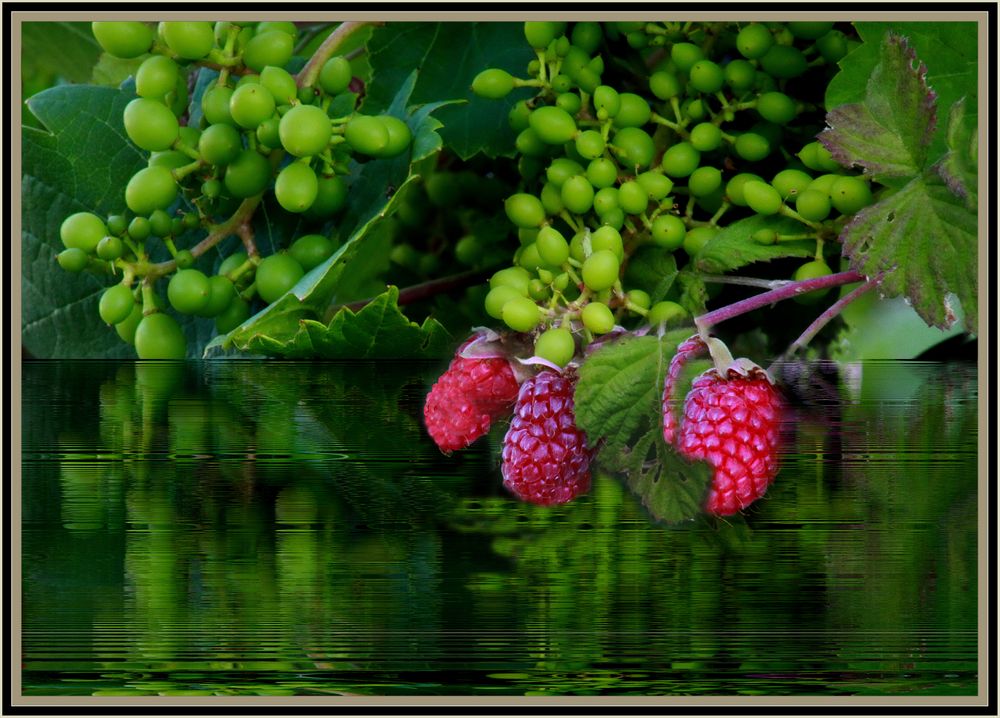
(620, 429, 712, 525)
(623, 246, 678, 304)
(936, 98, 978, 210)
(364, 22, 535, 159)
(676, 270, 708, 317)
(821, 33, 937, 179)
(22, 22, 101, 83)
(694, 215, 816, 274)
(840, 171, 977, 333)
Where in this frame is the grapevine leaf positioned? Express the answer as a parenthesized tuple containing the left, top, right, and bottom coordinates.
(22, 22, 101, 83)
(575, 332, 712, 524)
(821, 33, 937, 180)
(840, 170, 977, 333)
(694, 215, 816, 274)
(363, 22, 535, 159)
(623, 246, 678, 304)
(90, 54, 145, 87)
(21, 85, 215, 358)
(935, 98, 978, 210)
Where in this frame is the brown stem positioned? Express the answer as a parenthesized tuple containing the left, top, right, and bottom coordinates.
(296, 21, 380, 89)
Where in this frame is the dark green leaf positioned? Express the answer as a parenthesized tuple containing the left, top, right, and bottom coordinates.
(22, 22, 101, 83)
(694, 215, 816, 274)
(623, 246, 678, 304)
(676, 270, 708, 317)
(619, 428, 712, 525)
(936, 98, 978, 210)
(364, 22, 535, 159)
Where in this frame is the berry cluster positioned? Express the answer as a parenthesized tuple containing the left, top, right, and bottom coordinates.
(56, 21, 412, 358)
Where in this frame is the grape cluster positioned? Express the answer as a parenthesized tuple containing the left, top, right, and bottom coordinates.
(58, 21, 413, 358)
(471, 21, 872, 366)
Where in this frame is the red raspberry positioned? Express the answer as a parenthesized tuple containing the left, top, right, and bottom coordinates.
(424, 348, 519, 454)
(676, 365, 784, 516)
(501, 371, 594, 506)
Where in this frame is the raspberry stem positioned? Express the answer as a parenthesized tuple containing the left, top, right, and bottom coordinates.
(779, 277, 879, 360)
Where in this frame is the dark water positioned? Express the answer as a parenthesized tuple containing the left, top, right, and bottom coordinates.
(20, 360, 980, 697)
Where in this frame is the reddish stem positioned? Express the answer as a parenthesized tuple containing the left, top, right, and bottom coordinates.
(783, 278, 879, 357)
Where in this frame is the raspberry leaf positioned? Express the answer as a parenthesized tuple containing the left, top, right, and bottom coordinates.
(694, 215, 815, 275)
(935, 98, 978, 210)
(622, 429, 712, 525)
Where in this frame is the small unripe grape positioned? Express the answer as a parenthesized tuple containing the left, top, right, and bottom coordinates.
(736, 23, 773, 59)
(571, 21, 602, 52)
(92, 21, 154, 58)
(793, 259, 834, 305)
(591, 225, 623, 260)
(224, 149, 271, 198)
(193, 275, 236, 318)
(508, 100, 532, 131)
(648, 300, 688, 325)
(549, 73, 573, 94)
(491, 266, 532, 295)
(637, 171, 673, 200)
(807, 173, 841, 196)
(198, 123, 242, 166)
(734, 132, 771, 162)
(243, 30, 294, 72)
(760, 45, 808, 79)
(167, 268, 211, 315)
(230, 83, 276, 130)
(817, 30, 849, 63)
(147, 150, 188, 171)
(344, 114, 389, 156)
(546, 157, 584, 187)
(201, 178, 222, 199)
(795, 189, 832, 221)
(752, 229, 778, 245)
(592, 187, 618, 216)
(162, 21, 214, 59)
(125, 166, 177, 215)
(661, 142, 700, 178)
(575, 130, 606, 159)
(60, 212, 107, 253)
(683, 98, 707, 122)
(57, 247, 89, 272)
(123, 98, 179, 152)
(805, 142, 841, 172)
(683, 226, 717, 257)
(134, 312, 187, 359)
(689, 122, 723, 152)
(611, 93, 651, 128)
(524, 21, 563, 49)
(471, 68, 515, 99)
(771, 168, 813, 199)
(319, 56, 353, 95)
(373, 116, 411, 156)
(651, 214, 686, 250)
(649, 70, 682, 100)
(689, 60, 725, 93)
(556, 92, 582, 115)
(505, 193, 546, 228)
(274, 161, 319, 213)
(626, 289, 651, 311)
(136, 55, 179, 99)
(260, 65, 298, 105)
(670, 42, 704, 71)
(618, 180, 648, 215)
(742, 180, 783, 216)
(304, 174, 348, 219)
(581, 250, 619, 291)
(756, 91, 797, 125)
(560, 175, 594, 214)
(256, 253, 305, 304)
(218, 251, 249, 278)
(725, 173, 765, 207)
(201, 86, 235, 126)
(529, 106, 578, 145)
(687, 166, 722, 197)
(788, 21, 835, 40)
(599, 207, 625, 230)
(288, 234, 337, 272)
(581, 301, 615, 334)
(484, 285, 522, 319)
(517, 242, 545, 272)
(830, 176, 873, 214)
(724, 59, 756, 93)
(215, 297, 251, 334)
(147, 209, 171, 238)
(592, 85, 621, 117)
(106, 214, 127, 237)
(255, 116, 280, 149)
(586, 158, 618, 188)
(96, 235, 124, 261)
(539, 182, 564, 215)
(175, 249, 195, 269)
(536, 226, 570, 266)
(611, 126, 655, 169)
(98, 284, 135, 325)
(501, 296, 542, 332)
(534, 327, 575, 366)
(256, 21, 298, 38)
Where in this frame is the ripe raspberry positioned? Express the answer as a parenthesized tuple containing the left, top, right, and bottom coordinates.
(501, 371, 594, 506)
(675, 364, 784, 516)
(424, 346, 519, 454)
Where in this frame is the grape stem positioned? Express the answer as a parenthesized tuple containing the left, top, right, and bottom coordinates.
(694, 269, 866, 335)
(778, 277, 879, 361)
(296, 21, 379, 89)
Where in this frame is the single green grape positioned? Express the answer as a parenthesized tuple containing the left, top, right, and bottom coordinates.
(201, 85, 236, 126)
(505, 193, 546, 228)
(57, 248, 89, 272)
(534, 327, 575, 366)
(689, 122, 723, 152)
(168, 269, 211, 314)
(638, 171, 674, 200)
(319, 56, 353, 95)
(274, 161, 319, 213)
(546, 158, 584, 188)
(229, 83, 276, 130)
(689, 60, 725, 93)
(96, 235, 124, 261)
(771, 168, 813, 200)
(214, 297, 251, 334)
(343, 115, 389, 156)
(148, 209, 173, 238)
(795, 189, 832, 221)
(561, 175, 594, 214)
(278, 104, 333, 157)
(484, 285, 522, 319)
(592, 85, 621, 117)
(198, 123, 243, 165)
(611, 93, 651, 128)
(256, 21, 298, 37)
(742, 180, 783, 216)
(134, 312, 187, 360)
(687, 166, 722, 197)
(575, 130, 605, 160)
(136, 55, 179, 99)
(736, 23, 773, 59)
(472, 68, 516, 99)
(581, 250, 619, 291)
(218, 251, 249, 277)
(670, 42, 704, 71)
(161, 21, 214, 59)
(501, 296, 542, 332)
(91, 22, 154, 58)
(661, 142, 700, 178)
(194, 275, 236, 318)
(305, 174, 348, 219)
(756, 91, 797, 125)
(617, 180, 648, 215)
(734, 132, 771, 162)
(556, 91, 582, 115)
(372, 116, 412, 158)
(536, 226, 570, 266)
(174, 249, 195, 269)
(242, 30, 293, 72)
(524, 21, 563, 49)
(60, 212, 107, 253)
(591, 225, 623, 260)
(147, 150, 189, 171)
(123, 98, 179, 152)
(649, 70, 683, 100)
(113, 301, 143, 344)
(683, 226, 717, 257)
(816, 30, 849, 63)
(651, 214, 686, 251)
(724, 59, 757, 93)
(725, 172, 765, 207)
(255, 253, 304, 303)
(648, 300, 688, 325)
(540, 182, 564, 215)
(611, 127, 655, 169)
(223, 150, 271, 198)
(586, 157, 618, 188)
(793, 259, 834, 305)
(490, 266, 532, 294)
(626, 289, 651, 311)
(592, 186, 619, 216)
(752, 228, 778, 245)
(581, 301, 615, 334)
(260, 66, 298, 105)
(125, 166, 178, 215)
(760, 45, 808, 79)
(830, 176, 873, 214)
(289, 234, 337, 271)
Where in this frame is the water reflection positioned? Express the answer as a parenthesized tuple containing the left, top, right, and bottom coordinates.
(21, 360, 979, 696)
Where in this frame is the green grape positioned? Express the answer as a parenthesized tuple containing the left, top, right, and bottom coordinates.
(742, 180, 783, 216)
(626, 288, 651, 311)
(136, 55, 179, 99)
(611, 127, 655, 168)
(599, 207, 625, 230)
(549, 73, 573, 94)
(168, 268, 211, 314)
(104, 214, 126, 237)
(198, 123, 242, 165)
(505, 193, 546, 228)
(788, 22, 835, 40)
(817, 30, 849, 63)
(170, 217, 184, 236)
(540, 182, 564, 215)
(162, 21, 214, 59)
(611, 93, 651, 128)
(736, 23, 773, 59)
(454, 235, 484, 266)
(558, 175, 592, 214)
(60, 212, 107, 252)
(571, 21, 602, 53)
(556, 92, 582, 115)
(592, 85, 621, 117)
(807, 173, 840, 196)
(289, 234, 337, 271)
(575, 130, 605, 160)
(648, 300, 688, 325)
(793, 259, 834, 305)
(201, 178, 222, 199)
(201, 85, 235, 126)
(344, 115, 389, 156)
(501, 296, 541, 332)
(626, 31, 649, 49)
(592, 187, 619, 216)
(215, 297, 251, 334)
(830, 176, 873, 214)
(581, 250, 619, 291)
(471, 68, 515, 99)
(617, 180, 647, 215)
(804, 142, 841, 172)
(300, 174, 345, 220)
(536, 226, 570, 266)
(725, 172, 765, 206)
(752, 228, 778, 245)
(689, 60, 725, 93)
(255, 253, 304, 304)
(256, 21, 298, 38)
(243, 30, 294, 72)
(670, 42, 704, 71)
(96, 235, 124, 261)
(683, 226, 717, 256)
(260, 66, 298, 104)
(256, 116, 281, 149)
(687, 166, 722, 197)
(561, 45, 590, 76)
(123, 98, 179, 152)
(581, 301, 615, 334)
(649, 70, 682, 100)
(651, 214, 686, 250)
(734, 132, 771, 162)
(517, 242, 546, 272)
(274, 161, 319, 213)
(174, 249, 195, 269)
(637, 171, 673, 200)
(149, 209, 172, 238)
(319, 56, 353, 95)
(683, 98, 707, 122)
(661, 142, 700, 178)
(760, 45, 808, 79)
(491, 266, 532, 294)
(591, 225, 623, 260)
(229, 83, 276, 130)
(724, 59, 756, 93)
(113, 302, 143, 344)
(98, 284, 135, 325)
(194, 275, 236, 317)
(508, 100, 532, 132)
(484, 285, 522, 319)
(218, 251, 249, 277)
(125, 166, 178, 215)
(756, 92, 797, 125)
(524, 21, 563, 49)
(586, 158, 618, 188)
(92, 21, 154, 59)
(373, 116, 412, 158)
(528, 277, 551, 301)
(134, 312, 186, 360)
(57, 248, 89, 272)
(795, 189, 831, 221)
(689, 122, 723, 152)
(224, 150, 271, 198)
(771, 168, 813, 199)
(147, 150, 189, 171)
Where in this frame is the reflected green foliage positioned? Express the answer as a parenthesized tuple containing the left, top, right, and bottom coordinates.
(22, 361, 978, 696)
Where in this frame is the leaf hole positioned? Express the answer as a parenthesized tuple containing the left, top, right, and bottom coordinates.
(886, 211, 895, 223)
